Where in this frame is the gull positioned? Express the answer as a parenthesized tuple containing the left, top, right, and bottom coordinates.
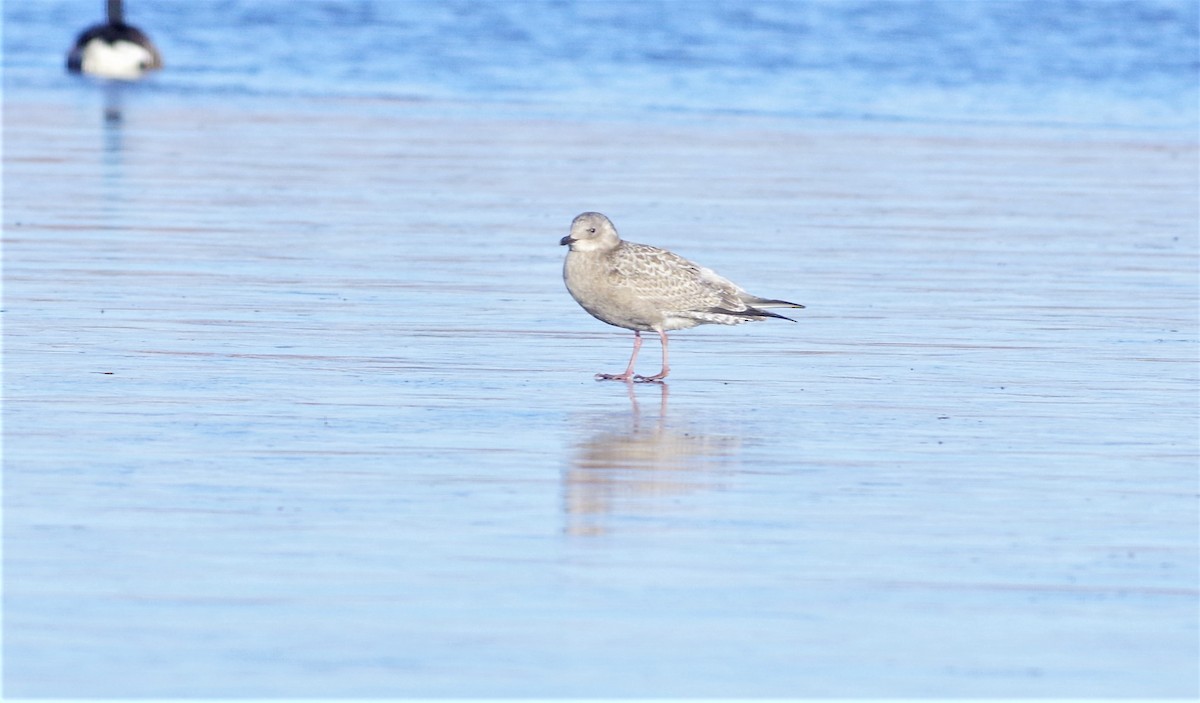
(560, 212, 804, 382)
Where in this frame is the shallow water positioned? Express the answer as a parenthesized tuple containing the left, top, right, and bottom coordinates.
(4, 87, 1197, 698)
(4, 4, 1200, 697)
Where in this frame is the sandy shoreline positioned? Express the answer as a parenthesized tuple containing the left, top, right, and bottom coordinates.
(4, 90, 1197, 697)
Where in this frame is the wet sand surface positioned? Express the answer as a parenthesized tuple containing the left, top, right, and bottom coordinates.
(4, 93, 1198, 698)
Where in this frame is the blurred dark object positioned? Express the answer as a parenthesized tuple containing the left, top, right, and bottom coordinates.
(67, 0, 163, 80)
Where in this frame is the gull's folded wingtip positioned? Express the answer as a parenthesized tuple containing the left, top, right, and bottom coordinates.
(753, 298, 805, 310)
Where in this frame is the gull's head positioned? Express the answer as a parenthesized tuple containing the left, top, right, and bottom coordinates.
(560, 212, 620, 252)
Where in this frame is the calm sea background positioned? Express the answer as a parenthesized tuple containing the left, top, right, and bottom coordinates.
(4, 0, 1198, 127)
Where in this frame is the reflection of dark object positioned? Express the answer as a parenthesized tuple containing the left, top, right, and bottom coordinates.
(101, 80, 126, 123)
(67, 0, 163, 80)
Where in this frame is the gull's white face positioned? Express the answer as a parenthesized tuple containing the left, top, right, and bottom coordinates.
(560, 212, 619, 253)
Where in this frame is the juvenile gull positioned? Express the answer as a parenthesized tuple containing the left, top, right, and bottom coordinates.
(560, 212, 804, 382)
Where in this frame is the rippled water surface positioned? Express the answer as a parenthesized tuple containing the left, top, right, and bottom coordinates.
(4, 1, 1199, 699)
(6, 0, 1199, 126)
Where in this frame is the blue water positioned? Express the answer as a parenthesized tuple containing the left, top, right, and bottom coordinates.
(5, 1, 1200, 700)
(5, 0, 1198, 127)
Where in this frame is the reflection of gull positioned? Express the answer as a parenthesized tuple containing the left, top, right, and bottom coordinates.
(563, 382, 741, 536)
(560, 212, 804, 381)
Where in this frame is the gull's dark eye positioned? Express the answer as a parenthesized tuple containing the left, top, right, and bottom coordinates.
(588, 228, 596, 234)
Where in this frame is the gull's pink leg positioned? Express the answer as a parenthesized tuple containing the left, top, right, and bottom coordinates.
(634, 329, 670, 382)
(596, 331, 642, 381)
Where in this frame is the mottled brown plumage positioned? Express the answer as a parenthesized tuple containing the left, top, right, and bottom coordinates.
(560, 212, 804, 381)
